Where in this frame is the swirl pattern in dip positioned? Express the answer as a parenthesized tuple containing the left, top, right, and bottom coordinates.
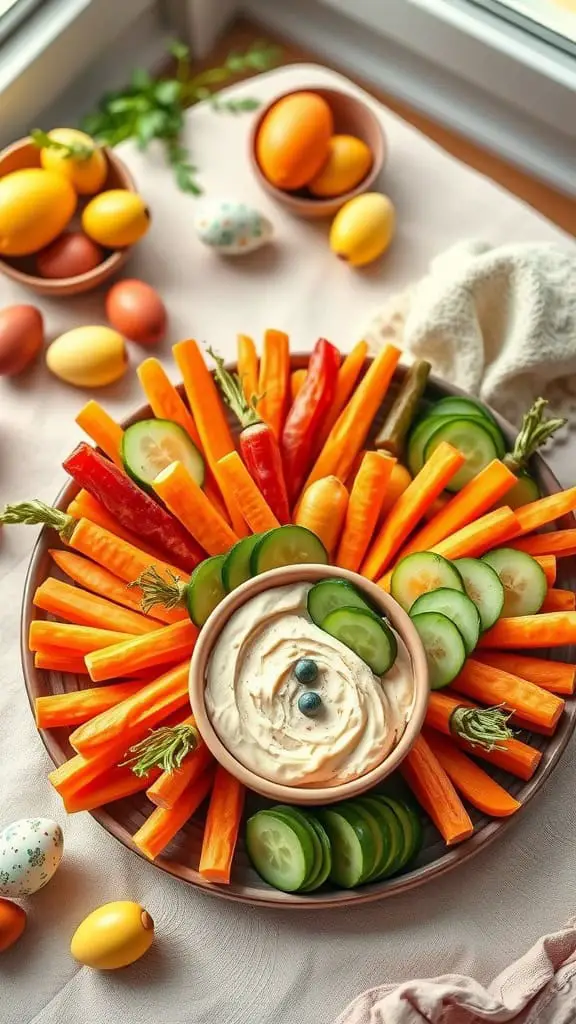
(205, 583, 415, 787)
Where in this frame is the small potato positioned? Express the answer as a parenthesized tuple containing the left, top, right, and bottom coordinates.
(0, 305, 44, 376)
(105, 279, 166, 345)
(0, 898, 26, 953)
(46, 325, 127, 387)
(36, 232, 104, 279)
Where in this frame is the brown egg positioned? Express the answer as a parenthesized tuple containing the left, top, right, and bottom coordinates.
(105, 279, 166, 346)
(36, 232, 104, 280)
(0, 305, 44, 376)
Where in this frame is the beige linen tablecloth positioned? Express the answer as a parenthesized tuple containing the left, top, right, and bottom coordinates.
(1, 65, 575, 1024)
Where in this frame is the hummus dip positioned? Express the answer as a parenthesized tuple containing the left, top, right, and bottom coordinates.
(205, 583, 415, 787)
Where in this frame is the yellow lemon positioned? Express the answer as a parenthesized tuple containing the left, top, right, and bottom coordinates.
(39, 129, 107, 195)
(82, 190, 150, 248)
(329, 192, 395, 267)
(309, 135, 373, 197)
(46, 326, 127, 388)
(0, 168, 76, 256)
(70, 901, 154, 970)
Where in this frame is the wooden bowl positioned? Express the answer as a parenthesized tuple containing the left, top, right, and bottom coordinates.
(20, 358, 576, 907)
(189, 563, 429, 805)
(0, 137, 137, 296)
(250, 87, 386, 219)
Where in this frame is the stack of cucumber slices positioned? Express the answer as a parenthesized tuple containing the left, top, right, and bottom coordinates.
(390, 547, 547, 688)
(407, 396, 538, 502)
(246, 795, 422, 892)
(186, 524, 329, 626)
(307, 579, 397, 675)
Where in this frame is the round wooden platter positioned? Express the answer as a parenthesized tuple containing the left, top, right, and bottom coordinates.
(21, 358, 576, 908)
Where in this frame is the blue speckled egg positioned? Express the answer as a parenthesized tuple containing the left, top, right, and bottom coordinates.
(0, 818, 63, 896)
(194, 199, 273, 255)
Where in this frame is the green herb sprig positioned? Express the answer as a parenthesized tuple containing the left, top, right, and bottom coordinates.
(80, 39, 280, 194)
(30, 128, 94, 162)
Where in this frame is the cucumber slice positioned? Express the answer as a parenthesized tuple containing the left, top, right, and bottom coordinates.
(186, 554, 226, 626)
(410, 611, 467, 689)
(245, 810, 314, 892)
(269, 806, 323, 890)
(424, 418, 500, 491)
(320, 606, 398, 675)
(494, 472, 540, 510)
(221, 534, 262, 592)
(430, 396, 497, 425)
(391, 551, 464, 613)
(342, 801, 384, 883)
(453, 557, 505, 631)
(482, 547, 547, 617)
(298, 814, 332, 892)
(377, 796, 423, 870)
(122, 419, 204, 490)
(410, 588, 481, 654)
(318, 805, 375, 888)
(251, 525, 328, 575)
(407, 416, 449, 476)
(307, 579, 372, 626)
(357, 797, 398, 881)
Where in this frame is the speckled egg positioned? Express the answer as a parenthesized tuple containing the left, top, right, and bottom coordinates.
(194, 199, 273, 255)
(0, 818, 63, 897)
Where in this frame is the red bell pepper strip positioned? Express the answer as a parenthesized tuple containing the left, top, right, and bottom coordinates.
(63, 443, 204, 572)
(208, 349, 290, 524)
(281, 339, 340, 504)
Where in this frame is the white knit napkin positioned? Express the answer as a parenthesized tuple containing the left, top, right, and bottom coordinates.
(365, 240, 576, 435)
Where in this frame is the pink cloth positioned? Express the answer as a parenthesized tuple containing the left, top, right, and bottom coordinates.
(335, 920, 576, 1023)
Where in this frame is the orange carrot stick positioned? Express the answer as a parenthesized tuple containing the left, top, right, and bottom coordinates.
(136, 357, 226, 518)
(425, 690, 541, 781)
(513, 487, 576, 537)
(428, 506, 520, 561)
(237, 334, 259, 403)
(336, 453, 396, 571)
(49, 748, 126, 800)
(132, 768, 215, 860)
(508, 530, 576, 559)
(29, 620, 132, 655)
(85, 621, 196, 683)
(35, 681, 142, 729)
(474, 651, 576, 696)
(152, 460, 238, 556)
(33, 577, 157, 635)
(295, 476, 349, 557)
(400, 734, 474, 846)
(62, 764, 160, 813)
(68, 520, 188, 625)
(541, 589, 576, 612)
(173, 339, 247, 535)
(257, 329, 290, 440)
(49, 548, 173, 624)
(67, 490, 165, 560)
(479, 611, 576, 650)
(314, 341, 367, 453)
(396, 460, 518, 560)
(216, 451, 280, 533)
(70, 660, 192, 755)
(199, 766, 245, 884)
(362, 442, 465, 580)
(453, 658, 565, 731)
(146, 743, 214, 810)
(137, 357, 203, 449)
(300, 344, 401, 502)
(535, 555, 556, 586)
(75, 400, 124, 468)
(34, 648, 88, 674)
(424, 731, 521, 817)
(290, 368, 307, 403)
